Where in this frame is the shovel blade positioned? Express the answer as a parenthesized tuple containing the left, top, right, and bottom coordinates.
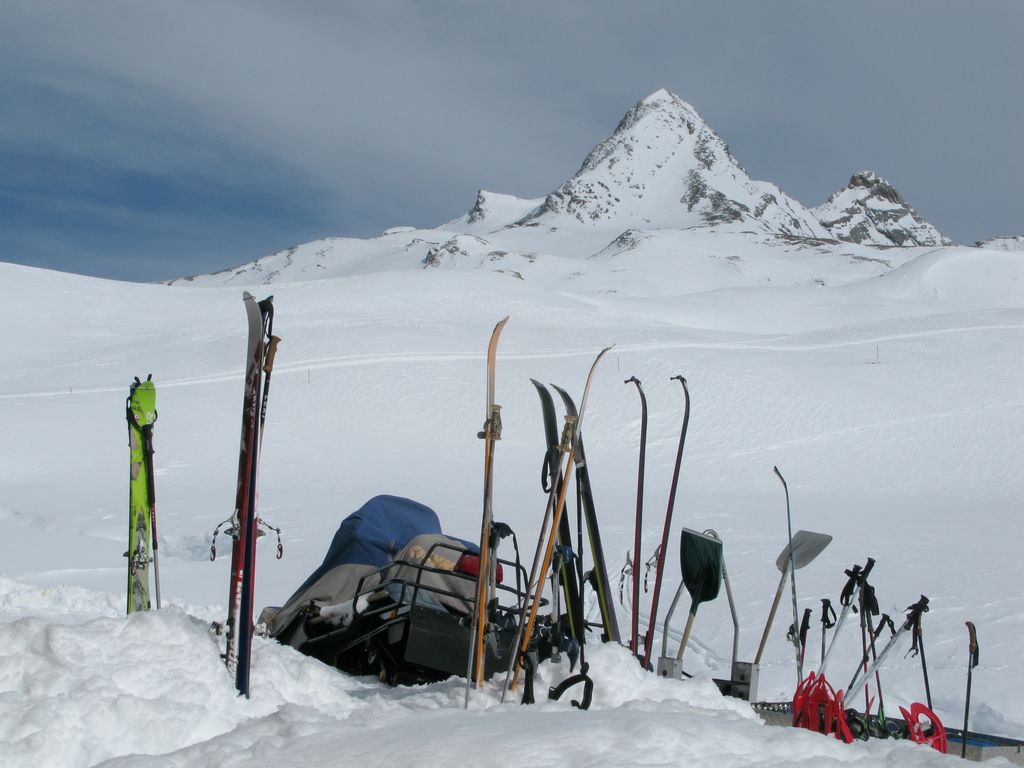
(680, 528, 723, 606)
(776, 530, 832, 571)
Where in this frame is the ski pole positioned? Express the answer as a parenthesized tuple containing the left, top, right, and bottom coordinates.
(819, 558, 874, 677)
(846, 596, 929, 698)
(773, 466, 803, 685)
(820, 598, 836, 667)
(797, 607, 811, 671)
(962, 621, 979, 758)
(624, 376, 647, 657)
(847, 580, 881, 715)
(914, 611, 933, 710)
(142, 420, 161, 609)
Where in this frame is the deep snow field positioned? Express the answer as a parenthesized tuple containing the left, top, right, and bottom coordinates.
(1, 236, 1022, 767)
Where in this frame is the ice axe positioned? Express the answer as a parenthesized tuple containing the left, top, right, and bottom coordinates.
(753, 529, 832, 678)
(961, 621, 979, 758)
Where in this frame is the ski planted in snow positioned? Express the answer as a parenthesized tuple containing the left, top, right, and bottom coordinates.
(126, 375, 158, 613)
(624, 376, 647, 655)
(217, 291, 280, 698)
(464, 316, 508, 705)
(501, 345, 613, 702)
(640, 375, 689, 670)
(550, 383, 621, 646)
(530, 379, 583, 649)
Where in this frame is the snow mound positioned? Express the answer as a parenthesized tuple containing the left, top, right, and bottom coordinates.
(0, 572, 961, 767)
(0, 578, 373, 768)
(857, 247, 1024, 308)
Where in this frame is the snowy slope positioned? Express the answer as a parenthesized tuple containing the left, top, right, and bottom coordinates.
(2, 236, 1023, 767)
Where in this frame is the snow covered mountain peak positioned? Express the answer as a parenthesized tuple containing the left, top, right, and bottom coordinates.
(519, 89, 829, 239)
(813, 171, 953, 247)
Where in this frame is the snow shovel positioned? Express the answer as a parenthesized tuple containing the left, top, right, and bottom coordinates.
(753, 530, 832, 667)
(673, 528, 723, 665)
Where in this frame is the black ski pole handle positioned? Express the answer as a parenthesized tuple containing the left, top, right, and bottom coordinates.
(821, 598, 836, 628)
(861, 557, 876, 580)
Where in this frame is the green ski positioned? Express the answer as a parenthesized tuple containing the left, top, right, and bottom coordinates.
(126, 375, 158, 613)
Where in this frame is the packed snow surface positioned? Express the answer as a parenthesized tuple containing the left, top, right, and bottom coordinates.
(2, 89, 1022, 767)
(1, 232, 1022, 768)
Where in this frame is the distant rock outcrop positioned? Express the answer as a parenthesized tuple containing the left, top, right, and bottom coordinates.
(813, 171, 952, 247)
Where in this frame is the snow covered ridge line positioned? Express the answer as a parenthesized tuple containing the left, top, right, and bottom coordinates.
(168, 89, 1017, 287)
(976, 235, 1024, 251)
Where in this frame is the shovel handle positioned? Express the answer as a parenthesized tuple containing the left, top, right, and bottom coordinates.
(676, 611, 697, 661)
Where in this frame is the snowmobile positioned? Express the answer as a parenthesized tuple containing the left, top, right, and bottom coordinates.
(261, 495, 536, 685)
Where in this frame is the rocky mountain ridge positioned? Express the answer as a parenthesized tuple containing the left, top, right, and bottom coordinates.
(172, 90, 979, 287)
(812, 171, 952, 247)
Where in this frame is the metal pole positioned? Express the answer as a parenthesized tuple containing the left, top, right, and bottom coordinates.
(774, 466, 802, 685)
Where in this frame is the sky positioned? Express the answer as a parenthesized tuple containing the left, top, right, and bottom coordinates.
(1, 1, 1021, 283)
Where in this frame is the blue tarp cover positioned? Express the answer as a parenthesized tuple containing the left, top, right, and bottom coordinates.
(289, 495, 442, 597)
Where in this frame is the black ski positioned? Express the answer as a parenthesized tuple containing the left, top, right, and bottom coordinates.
(551, 384, 621, 644)
(531, 380, 583, 647)
(502, 346, 612, 702)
